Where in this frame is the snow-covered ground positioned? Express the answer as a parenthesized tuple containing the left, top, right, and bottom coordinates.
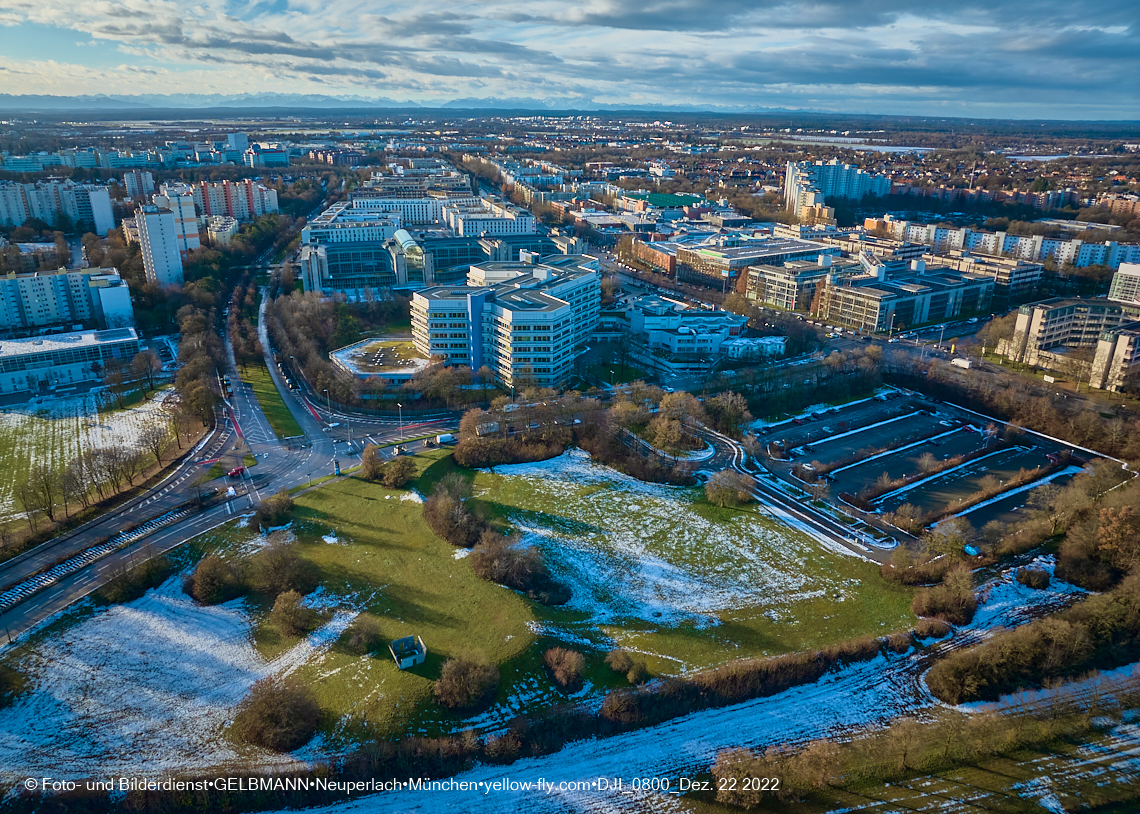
(0, 388, 175, 517)
(484, 450, 857, 636)
(262, 565, 1113, 814)
(0, 576, 354, 783)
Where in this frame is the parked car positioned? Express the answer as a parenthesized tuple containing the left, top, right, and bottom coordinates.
(228, 466, 245, 478)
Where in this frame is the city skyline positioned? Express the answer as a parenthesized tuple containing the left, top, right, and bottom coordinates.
(0, 0, 1137, 120)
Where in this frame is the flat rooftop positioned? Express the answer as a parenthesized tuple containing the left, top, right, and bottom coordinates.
(0, 327, 138, 358)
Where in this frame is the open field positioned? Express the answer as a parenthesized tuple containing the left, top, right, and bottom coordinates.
(0, 387, 175, 519)
(585, 362, 652, 385)
(238, 363, 303, 439)
(475, 449, 916, 675)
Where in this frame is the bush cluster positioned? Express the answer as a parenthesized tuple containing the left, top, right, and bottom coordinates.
(250, 489, 294, 531)
(183, 542, 318, 605)
(232, 678, 321, 752)
(1016, 567, 1051, 590)
(543, 648, 585, 690)
(422, 474, 483, 548)
(468, 531, 570, 606)
(927, 572, 1140, 704)
(910, 565, 977, 625)
(434, 652, 500, 711)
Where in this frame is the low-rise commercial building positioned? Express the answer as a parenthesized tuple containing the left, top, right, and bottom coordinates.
(676, 237, 841, 287)
(411, 259, 599, 388)
(922, 250, 1043, 301)
(0, 327, 140, 394)
(206, 216, 240, 246)
(812, 261, 994, 332)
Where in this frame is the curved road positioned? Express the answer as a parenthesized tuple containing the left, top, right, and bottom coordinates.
(0, 288, 458, 645)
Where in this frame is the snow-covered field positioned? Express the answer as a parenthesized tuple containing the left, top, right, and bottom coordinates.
(0, 388, 174, 517)
(0, 575, 354, 782)
(266, 565, 1118, 814)
(479, 450, 891, 665)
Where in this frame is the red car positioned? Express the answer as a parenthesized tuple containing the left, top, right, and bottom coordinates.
(228, 466, 246, 478)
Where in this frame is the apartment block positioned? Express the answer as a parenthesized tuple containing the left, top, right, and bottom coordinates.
(1090, 322, 1140, 392)
(153, 183, 201, 253)
(136, 206, 184, 287)
(411, 259, 599, 388)
(0, 181, 114, 235)
(784, 159, 890, 218)
(0, 267, 134, 331)
(192, 180, 279, 222)
(122, 170, 155, 199)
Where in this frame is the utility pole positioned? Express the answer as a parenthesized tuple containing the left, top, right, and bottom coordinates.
(938, 323, 947, 350)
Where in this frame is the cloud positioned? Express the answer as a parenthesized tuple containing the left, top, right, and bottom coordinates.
(0, 0, 1134, 117)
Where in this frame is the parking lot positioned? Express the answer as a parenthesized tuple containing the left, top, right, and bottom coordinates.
(828, 426, 988, 497)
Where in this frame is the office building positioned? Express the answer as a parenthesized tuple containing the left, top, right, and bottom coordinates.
(136, 206, 184, 287)
(441, 198, 536, 237)
(999, 298, 1140, 369)
(1090, 322, 1140, 392)
(745, 255, 862, 312)
(597, 294, 747, 357)
(122, 170, 155, 199)
(0, 327, 141, 394)
(226, 133, 249, 153)
(812, 260, 994, 333)
(411, 259, 600, 388)
(243, 144, 289, 167)
(0, 267, 134, 331)
(1109, 263, 1140, 305)
(676, 237, 841, 287)
(784, 159, 890, 218)
(921, 251, 1044, 301)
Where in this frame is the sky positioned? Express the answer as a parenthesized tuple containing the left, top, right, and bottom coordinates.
(0, 0, 1137, 119)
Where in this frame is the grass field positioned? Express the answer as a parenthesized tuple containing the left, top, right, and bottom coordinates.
(474, 450, 916, 675)
(238, 363, 303, 439)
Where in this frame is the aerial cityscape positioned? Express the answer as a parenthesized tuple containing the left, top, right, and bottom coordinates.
(0, 2, 1138, 813)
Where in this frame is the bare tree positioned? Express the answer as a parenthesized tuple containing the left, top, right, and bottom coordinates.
(139, 424, 170, 465)
(26, 464, 60, 521)
(130, 350, 163, 392)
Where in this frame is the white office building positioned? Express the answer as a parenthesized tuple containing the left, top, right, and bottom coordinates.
(136, 206, 184, 287)
(441, 198, 535, 237)
(411, 259, 599, 388)
(1109, 263, 1140, 305)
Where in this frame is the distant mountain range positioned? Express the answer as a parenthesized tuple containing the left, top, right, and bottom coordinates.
(0, 92, 820, 114)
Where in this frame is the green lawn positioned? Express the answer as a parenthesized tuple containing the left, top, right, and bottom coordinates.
(245, 451, 534, 745)
(238, 363, 303, 439)
(473, 454, 916, 675)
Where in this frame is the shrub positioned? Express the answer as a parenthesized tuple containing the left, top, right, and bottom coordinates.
(434, 652, 500, 710)
(423, 474, 483, 547)
(381, 456, 417, 488)
(543, 648, 586, 690)
(626, 661, 650, 685)
(884, 632, 913, 654)
(340, 615, 384, 655)
(910, 564, 977, 625)
(232, 677, 320, 752)
(270, 589, 318, 637)
(913, 619, 952, 640)
(705, 470, 754, 508)
(605, 649, 634, 674)
(359, 444, 384, 481)
(99, 555, 172, 604)
(183, 554, 243, 605)
(250, 489, 294, 530)
(468, 530, 570, 605)
(1017, 567, 1051, 590)
(249, 543, 318, 598)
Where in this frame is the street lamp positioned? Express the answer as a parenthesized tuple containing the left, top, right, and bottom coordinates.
(610, 370, 615, 387)
(397, 402, 403, 437)
(323, 388, 331, 415)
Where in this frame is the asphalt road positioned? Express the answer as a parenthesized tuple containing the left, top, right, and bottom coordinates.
(0, 286, 459, 644)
